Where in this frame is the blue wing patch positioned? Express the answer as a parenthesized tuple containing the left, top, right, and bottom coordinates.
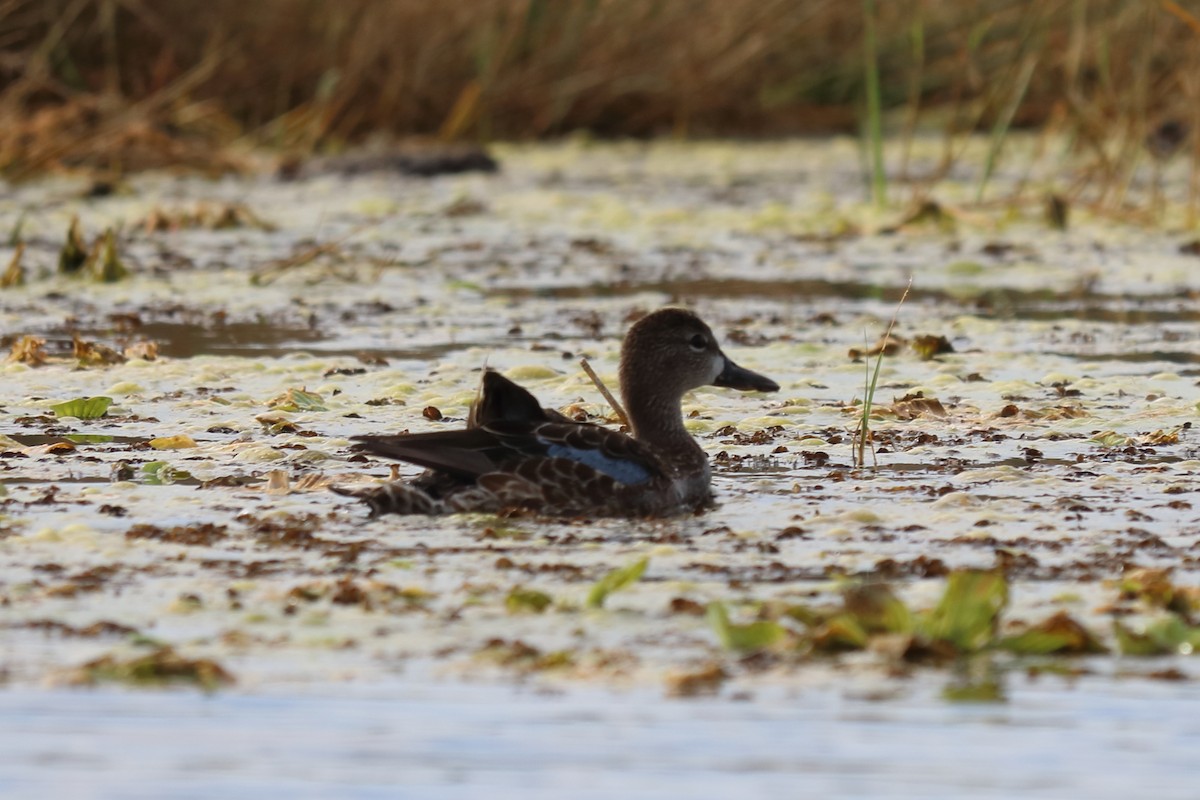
(545, 444, 653, 485)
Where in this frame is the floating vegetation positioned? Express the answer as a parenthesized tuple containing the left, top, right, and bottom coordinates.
(73, 335, 125, 367)
(706, 569, 1197, 676)
(664, 663, 728, 697)
(7, 334, 47, 366)
(139, 462, 193, 485)
(707, 602, 787, 653)
(123, 341, 159, 361)
(1113, 617, 1200, 656)
(49, 396, 113, 419)
(997, 612, 1107, 656)
(910, 334, 954, 361)
(148, 435, 198, 450)
(476, 639, 575, 674)
(267, 388, 328, 412)
(506, 587, 554, 614)
(586, 557, 649, 609)
(65, 646, 234, 691)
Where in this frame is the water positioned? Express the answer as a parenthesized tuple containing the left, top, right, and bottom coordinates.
(3, 138, 1200, 796)
(4, 675, 1199, 799)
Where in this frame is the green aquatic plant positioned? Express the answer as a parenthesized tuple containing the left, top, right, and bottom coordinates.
(586, 557, 648, 609)
(58, 217, 87, 274)
(853, 279, 910, 468)
(707, 602, 787, 652)
(918, 569, 1008, 653)
(861, 0, 886, 207)
(141, 461, 193, 485)
(706, 570, 1104, 662)
(998, 612, 1107, 656)
(91, 228, 130, 282)
(506, 587, 553, 614)
(50, 396, 113, 419)
(1114, 616, 1200, 656)
(70, 646, 234, 691)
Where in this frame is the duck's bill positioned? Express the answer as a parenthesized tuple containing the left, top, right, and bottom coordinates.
(714, 357, 780, 392)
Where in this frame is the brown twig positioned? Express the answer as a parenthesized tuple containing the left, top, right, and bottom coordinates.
(580, 358, 629, 427)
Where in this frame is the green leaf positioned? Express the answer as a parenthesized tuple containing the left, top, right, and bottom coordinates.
(781, 603, 825, 627)
(141, 461, 192, 486)
(1114, 616, 1200, 656)
(842, 583, 913, 634)
(810, 613, 870, 652)
(586, 557, 648, 609)
(58, 217, 87, 274)
(92, 229, 129, 283)
(997, 611, 1107, 655)
(1113, 621, 1166, 656)
(506, 587, 553, 614)
(919, 570, 1008, 653)
(707, 602, 785, 652)
(50, 396, 113, 419)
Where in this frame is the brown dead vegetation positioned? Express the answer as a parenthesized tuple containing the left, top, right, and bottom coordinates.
(1, 0, 1199, 191)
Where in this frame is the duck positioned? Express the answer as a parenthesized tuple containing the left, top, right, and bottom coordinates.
(333, 308, 780, 517)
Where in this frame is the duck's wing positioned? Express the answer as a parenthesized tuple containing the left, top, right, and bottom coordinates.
(352, 420, 663, 486)
(468, 370, 571, 427)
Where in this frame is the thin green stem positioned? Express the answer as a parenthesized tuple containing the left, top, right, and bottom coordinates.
(862, 0, 886, 207)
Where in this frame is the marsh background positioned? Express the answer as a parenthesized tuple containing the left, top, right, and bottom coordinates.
(4, 0, 1200, 203)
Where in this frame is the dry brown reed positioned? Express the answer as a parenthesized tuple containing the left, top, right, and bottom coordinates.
(2, 0, 1200, 201)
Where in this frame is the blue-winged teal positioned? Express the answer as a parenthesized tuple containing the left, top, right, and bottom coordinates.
(334, 308, 779, 517)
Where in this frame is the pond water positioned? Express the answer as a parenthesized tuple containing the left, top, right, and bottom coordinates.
(2, 137, 1200, 796)
(4, 675, 1200, 799)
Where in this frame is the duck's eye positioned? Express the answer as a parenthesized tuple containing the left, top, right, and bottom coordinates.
(688, 334, 707, 351)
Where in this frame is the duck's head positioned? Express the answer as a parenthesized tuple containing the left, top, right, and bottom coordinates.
(618, 308, 779, 427)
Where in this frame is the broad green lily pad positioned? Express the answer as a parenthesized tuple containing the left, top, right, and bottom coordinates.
(50, 396, 113, 419)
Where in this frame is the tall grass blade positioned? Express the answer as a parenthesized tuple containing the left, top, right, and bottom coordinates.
(862, 0, 886, 207)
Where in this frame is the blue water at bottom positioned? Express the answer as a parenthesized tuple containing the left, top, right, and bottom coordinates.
(0, 675, 1196, 800)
